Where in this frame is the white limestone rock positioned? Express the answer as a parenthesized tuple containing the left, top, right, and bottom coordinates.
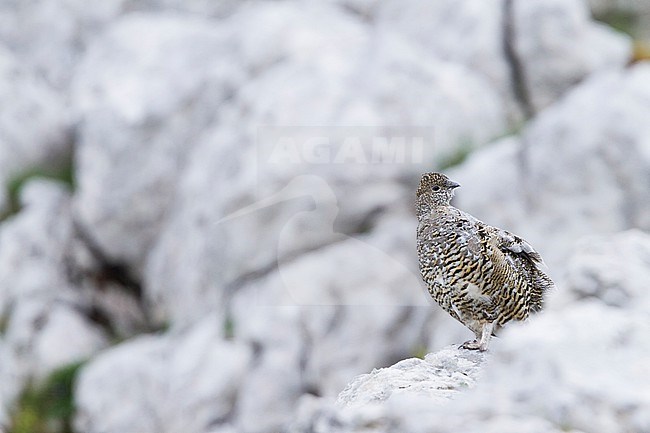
(74, 317, 252, 433)
(74, 335, 168, 433)
(449, 136, 525, 229)
(3, 299, 106, 379)
(0, 180, 108, 418)
(0, 180, 76, 316)
(72, 12, 244, 272)
(442, 302, 650, 433)
(0, 0, 125, 90)
(287, 346, 488, 433)
(290, 227, 650, 433)
(376, 0, 516, 115)
(0, 0, 243, 92)
(129, 0, 243, 18)
(289, 301, 650, 433)
(322, 0, 379, 18)
(512, 0, 630, 111)
(226, 213, 457, 432)
(564, 229, 650, 309)
(337, 346, 486, 408)
(145, 2, 507, 325)
(376, 0, 630, 117)
(235, 350, 305, 433)
(523, 63, 650, 255)
(0, 46, 71, 213)
(0, 340, 13, 428)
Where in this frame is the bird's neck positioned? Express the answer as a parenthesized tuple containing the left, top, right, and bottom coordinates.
(416, 195, 450, 221)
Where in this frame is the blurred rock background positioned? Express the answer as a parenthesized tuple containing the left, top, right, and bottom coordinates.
(0, 0, 648, 432)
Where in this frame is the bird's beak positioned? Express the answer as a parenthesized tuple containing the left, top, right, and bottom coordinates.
(447, 180, 461, 189)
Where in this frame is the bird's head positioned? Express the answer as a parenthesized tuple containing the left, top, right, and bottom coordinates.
(416, 172, 460, 207)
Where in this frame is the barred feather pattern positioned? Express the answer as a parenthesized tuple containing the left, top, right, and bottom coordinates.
(416, 173, 554, 344)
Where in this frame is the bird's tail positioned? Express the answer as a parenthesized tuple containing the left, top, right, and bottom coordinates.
(529, 270, 555, 313)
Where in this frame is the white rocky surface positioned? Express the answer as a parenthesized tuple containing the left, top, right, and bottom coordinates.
(0, 181, 75, 309)
(0, 46, 71, 213)
(145, 2, 506, 326)
(72, 12, 243, 272)
(511, 0, 630, 111)
(0, 180, 108, 420)
(337, 346, 485, 407)
(564, 229, 650, 309)
(0, 1, 646, 433)
(74, 212, 468, 433)
(74, 316, 252, 433)
(228, 213, 463, 432)
(376, 0, 630, 116)
(376, 0, 510, 100)
(0, 0, 124, 90)
(0, 0, 243, 92)
(290, 231, 650, 433)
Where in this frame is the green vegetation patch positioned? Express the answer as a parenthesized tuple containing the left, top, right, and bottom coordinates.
(593, 10, 639, 36)
(224, 315, 235, 340)
(593, 10, 650, 63)
(9, 360, 85, 433)
(1, 159, 75, 221)
(0, 314, 8, 335)
(437, 139, 475, 170)
(411, 344, 428, 360)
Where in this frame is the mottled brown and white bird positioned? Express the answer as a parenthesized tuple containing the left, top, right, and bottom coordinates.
(416, 172, 554, 351)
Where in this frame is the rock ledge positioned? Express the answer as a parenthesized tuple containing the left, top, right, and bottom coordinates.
(337, 345, 486, 407)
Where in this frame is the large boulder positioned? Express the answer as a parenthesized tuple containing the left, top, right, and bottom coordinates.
(0, 0, 244, 91)
(74, 316, 252, 433)
(564, 229, 650, 309)
(145, 2, 507, 326)
(0, 0, 125, 90)
(337, 346, 486, 407)
(0, 46, 71, 213)
(288, 229, 650, 433)
(510, 0, 630, 111)
(0, 180, 108, 416)
(376, 0, 517, 115)
(76, 212, 467, 433)
(228, 212, 457, 432)
(72, 12, 243, 273)
(376, 0, 630, 116)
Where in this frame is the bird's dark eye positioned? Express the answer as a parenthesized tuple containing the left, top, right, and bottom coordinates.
(432, 186, 440, 191)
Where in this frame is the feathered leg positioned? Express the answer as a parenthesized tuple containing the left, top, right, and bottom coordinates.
(460, 321, 495, 352)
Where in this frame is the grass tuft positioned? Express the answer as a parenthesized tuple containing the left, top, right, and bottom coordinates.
(411, 345, 428, 360)
(1, 159, 75, 221)
(9, 361, 85, 433)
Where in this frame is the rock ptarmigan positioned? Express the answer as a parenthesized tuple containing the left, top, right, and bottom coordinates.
(416, 172, 554, 351)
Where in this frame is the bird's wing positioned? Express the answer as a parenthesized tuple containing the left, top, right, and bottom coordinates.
(480, 223, 555, 311)
(437, 211, 485, 260)
(483, 225, 546, 268)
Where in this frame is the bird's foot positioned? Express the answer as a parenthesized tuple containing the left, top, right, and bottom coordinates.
(460, 322, 495, 351)
(460, 339, 483, 351)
